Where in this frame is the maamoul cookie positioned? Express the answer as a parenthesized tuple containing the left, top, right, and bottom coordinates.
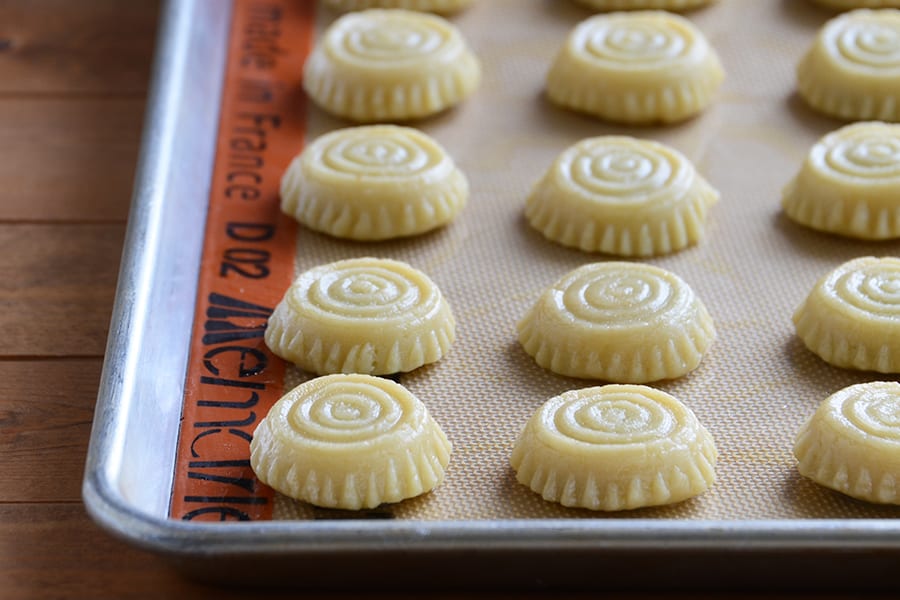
(251, 374, 452, 510)
(794, 256, 900, 373)
(526, 136, 719, 256)
(510, 384, 717, 511)
(782, 122, 900, 239)
(303, 9, 481, 122)
(546, 11, 724, 124)
(518, 262, 715, 382)
(572, 0, 717, 11)
(797, 9, 900, 122)
(281, 125, 468, 240)
(265, 258, 455, 375)
(323, 0, 475, 13)
(794, 381, 900, 504)
(810, 1, 900, 9)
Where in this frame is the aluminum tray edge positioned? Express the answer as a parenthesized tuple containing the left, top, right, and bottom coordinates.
(83, 0, 232, 536)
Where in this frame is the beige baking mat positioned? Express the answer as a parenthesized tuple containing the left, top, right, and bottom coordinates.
(274, 0, 900, 521)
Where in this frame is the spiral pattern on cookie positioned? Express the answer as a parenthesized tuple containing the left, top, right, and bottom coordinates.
(312, 126, 447, 181)
(542, 386, 684, 447)
(283, 376, 418, 445)
(251, 373, 451, 509)
(558, 137, 691, 204)
(557, 262, 692, 329)
(570, 12, 702, 69)
(325, 9, 459, 67)
(833, 382, 900, 443)
(813, 123, 900, 182)
(822, 257, 900, 319)
(291, 258, 441, 324)
(823, 10, 900, 71)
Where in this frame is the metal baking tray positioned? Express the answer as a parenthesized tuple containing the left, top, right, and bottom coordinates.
(83, 0, 900, 590)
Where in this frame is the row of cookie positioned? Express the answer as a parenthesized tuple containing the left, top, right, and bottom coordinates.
(303, 6, 900, 126)
(280, 125, 718, 252)
(302, 7, 723, 124)
(249, 371, 900, 511)
(547, 8, 900, 125)
(250, 373, 718, 512)
(283, 119, 900, 259)
(262, 258, 712, 380)
(780, 3, 900, 508)
(262, 253, 900, 379)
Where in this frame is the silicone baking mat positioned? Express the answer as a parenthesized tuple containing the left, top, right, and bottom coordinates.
(170, 0, 900, 522)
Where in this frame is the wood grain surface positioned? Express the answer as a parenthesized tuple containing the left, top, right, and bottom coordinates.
(0, 1, 894, 598)
(0, 1, 214, 597)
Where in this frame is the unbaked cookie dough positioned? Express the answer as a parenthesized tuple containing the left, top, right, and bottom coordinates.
(572, 0, 717, 11)
(546, 11, 724, 124)
(782, 122, 900, 239)
(281, 125, 468, 240)
(794, 381, 900, 505)
(323, 0, 475, 13)
(265, 258, 455, 375)
(526, 136, 719, 256)
(303, 9, 481, 122)
(510, 384, 717, 511)
(251, 374, 452, 510)
(518, 262, 715, 382)
(797, 9, 900, 122)
(794, 256, 900, 373)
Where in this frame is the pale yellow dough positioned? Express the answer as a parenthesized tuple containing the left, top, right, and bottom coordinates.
(797, 9, 900, 122)
(265, 258, 455, 375)
(794, 381, 900, 505)
(303, 9, 481, 122)
(526, 136, 719, 256)
(782, 122, 900, 239)
(810, 0, 900, 9)
(323, 0, 475, 13)
(510, 384, 716, 511)
(281, 126, 468, 240)
(546, 11, 724, 124)
(794, 256, 900, 373)
(518, 262, 715, 382)
(572, 0, 717, 11)
(250, 374, 452, 510)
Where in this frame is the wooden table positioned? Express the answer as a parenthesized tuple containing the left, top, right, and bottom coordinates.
(0, 1, 895, 598)
(0, 1, 275, 597)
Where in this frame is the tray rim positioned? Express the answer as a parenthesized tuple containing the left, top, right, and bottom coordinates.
(86, 466, 900, 555)
(82, 0, 900, 566)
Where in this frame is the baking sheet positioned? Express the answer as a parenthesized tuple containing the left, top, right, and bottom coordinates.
(83, 0, 900, 587)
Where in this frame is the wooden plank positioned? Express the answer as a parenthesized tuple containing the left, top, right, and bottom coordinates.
(0, 0, 159, 95)
(0, 503, 890, 599)
(0, 504, 441, 599)
(0, 98, 144, 221)
(0, 504, 241, 599)
(0, 360, 102, 502)
(0, 224, 124, 357)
